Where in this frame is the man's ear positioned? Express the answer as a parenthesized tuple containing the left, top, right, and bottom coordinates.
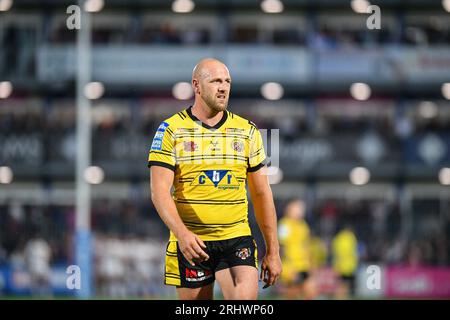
(192, 79, 200, 94)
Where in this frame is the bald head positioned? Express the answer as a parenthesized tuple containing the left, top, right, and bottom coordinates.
(192, 58, 229, 81)
(191, 58, 231, 112)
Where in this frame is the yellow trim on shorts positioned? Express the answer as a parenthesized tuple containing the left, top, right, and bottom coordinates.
(165, 241, 181, 286)
(253, 239, 259, 268)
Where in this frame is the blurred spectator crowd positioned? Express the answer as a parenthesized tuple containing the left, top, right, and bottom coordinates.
(2, 98, 450, 144)
(42, 16, 450, 47)
(1, 197, 447, 275)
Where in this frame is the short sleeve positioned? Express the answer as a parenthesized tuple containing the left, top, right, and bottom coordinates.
(247, 125, 267, 172)
(147, 121, 176, 171)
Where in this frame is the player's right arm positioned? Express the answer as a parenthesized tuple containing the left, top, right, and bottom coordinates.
(148, 120, 209, 266)
(150, 164, 209, 267)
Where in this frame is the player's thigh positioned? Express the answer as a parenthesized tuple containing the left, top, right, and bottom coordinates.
(215, 265, 258, 300)
(176, 282, 214, 300)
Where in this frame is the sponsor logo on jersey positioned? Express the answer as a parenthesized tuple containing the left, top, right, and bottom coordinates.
(151, 139, 162, 150)
(157, 122, 169, 132)
(191, 170, 240, 189)
(183, 141, 198, 152)
(231, 139, 244, 152)
(150, 122, 169, 151)
(226, 128, 246, 133)
(209, 140, 221, 151)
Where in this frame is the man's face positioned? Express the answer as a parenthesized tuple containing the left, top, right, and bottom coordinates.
(287, 200, 306, 220)
(197, 64, 231, 112)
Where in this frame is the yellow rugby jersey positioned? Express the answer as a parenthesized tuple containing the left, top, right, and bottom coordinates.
(148, 106, 266, 241)
(278, 217, 311, 272)
(332, 230, 358, 276)
(310, 236, 327, 269)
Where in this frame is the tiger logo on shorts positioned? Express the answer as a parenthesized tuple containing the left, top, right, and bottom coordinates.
(236, 247, 251, 260)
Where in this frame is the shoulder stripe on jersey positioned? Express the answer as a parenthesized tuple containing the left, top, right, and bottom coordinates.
(249, 125, 256, 138)
(177, 111, 186, 120)
(250, 147, 262, 156)
(248, 120, 257, 127)
(166, 127, 174, 135)
(250, 149, 262, 158)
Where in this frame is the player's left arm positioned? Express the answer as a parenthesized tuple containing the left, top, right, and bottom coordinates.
(248, 166, 282, 288)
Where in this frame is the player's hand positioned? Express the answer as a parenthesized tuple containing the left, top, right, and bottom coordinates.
(177, 230, 209, 266)
(260, 252, 282, 289)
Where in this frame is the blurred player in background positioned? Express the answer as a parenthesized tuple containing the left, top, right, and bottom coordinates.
(310, 230, 328, 271)
(278, 199, 317, 299)
(24, 231, 52, 297)
(148, 58, 282, 300)
(332, 224, 359, 300)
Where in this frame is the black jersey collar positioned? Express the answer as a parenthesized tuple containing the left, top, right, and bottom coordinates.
(186, 106, 228, 130)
